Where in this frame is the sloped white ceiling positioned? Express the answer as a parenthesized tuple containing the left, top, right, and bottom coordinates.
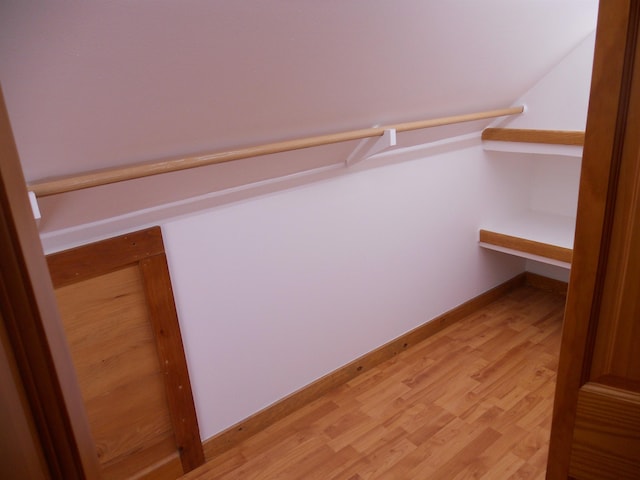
(0, 0, 598, 183)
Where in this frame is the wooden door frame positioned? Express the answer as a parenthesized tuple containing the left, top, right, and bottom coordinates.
(0, 87, 101, 478)
(1, 1, 630, 478)
(547, 1, 640, 478)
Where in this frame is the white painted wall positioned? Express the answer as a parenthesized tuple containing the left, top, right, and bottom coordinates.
(0, 1, 598, 443)
(141, 50, 605, 437)
(33, 120, 497, 253)
(0, 1, 598, 184)
(495, 32, 596, 132)
(162, 138, 528, 440)
(485, 31, 596, 282)
(0, 1, 598, 252)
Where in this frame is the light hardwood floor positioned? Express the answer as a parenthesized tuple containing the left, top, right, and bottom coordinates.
(182, 285, 565, 479)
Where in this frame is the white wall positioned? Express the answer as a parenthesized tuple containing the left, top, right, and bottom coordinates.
(495, 32, 596, 132)
(0, 1, 598, 442)
(0, 1, 598, 184)
(162, 138, 528, 440)
(0, 1, 598, 252)
(485, 32, 596, 282)
(32, 119, 495, 253)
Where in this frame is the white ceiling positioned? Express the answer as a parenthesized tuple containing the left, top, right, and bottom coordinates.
(0, 1, 599, 183)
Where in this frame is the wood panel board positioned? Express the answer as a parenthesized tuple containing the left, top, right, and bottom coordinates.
(570, 383, 640, 479)
(48, 227, 204, 478)
(55, 266, 176, 477)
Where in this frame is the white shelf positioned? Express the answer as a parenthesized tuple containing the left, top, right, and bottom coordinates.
(483, 140, 583, 158)
(481, 128, 584, 158)
(479, 211, 576, 268)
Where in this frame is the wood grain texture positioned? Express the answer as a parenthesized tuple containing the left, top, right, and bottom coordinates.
(548, 2, 640, 478)
(0, 85, 101, 479)
(563, 5, 640, 477)
(183, 285, 565, 480)
(589, 14, 640, 382)
(479, 229, 573, 263)
(102, 438, 182, 480)
(140, 255, 205, 471)
(48, 226, 204, 478)
(56, 266, 176, 473)
(481, 128, 585, 145)
(47, 227, 164, 288)
(133, 452, 183, 480)
(0, 310, 50, 480)
(570, 383, 640, 479)
(29, 106, 523, 197)
(202, 273, 526, 459)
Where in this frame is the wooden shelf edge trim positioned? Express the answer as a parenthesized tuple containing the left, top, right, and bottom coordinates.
(200, 273, 528, 460)
(481, 128, 585, 146)
(29, 106, 524, 198)
(479, 229, 573, 264)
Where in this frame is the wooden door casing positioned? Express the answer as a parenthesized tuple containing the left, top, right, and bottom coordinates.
(0, 86, 101, 479)
(547, 1, 640, 478)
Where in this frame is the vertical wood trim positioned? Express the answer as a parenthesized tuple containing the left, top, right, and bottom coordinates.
(140, 254, 205, 472)
(0, 310, 50, 480)
(547, 1, 640, 478)
(0, 88, 101, 478)
(584, 0, 640, 383)
(588, 13, 640, 382)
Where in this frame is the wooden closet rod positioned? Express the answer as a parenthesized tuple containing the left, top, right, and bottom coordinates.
(29, 105, 524, 197)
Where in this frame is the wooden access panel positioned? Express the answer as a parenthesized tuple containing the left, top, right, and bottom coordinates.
(47, 227, 204, 479)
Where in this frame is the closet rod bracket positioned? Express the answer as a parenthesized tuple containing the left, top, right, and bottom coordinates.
(346, 128, 397, 166)
(28, 190, 41, 224)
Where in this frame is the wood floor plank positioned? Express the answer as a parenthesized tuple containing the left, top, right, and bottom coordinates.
(181, 286, 564, 480)
(405, 406, 457, 446)
(427, 426, 502, 479)
(479, 452, 526, 479)
(327, 429, 416, 480)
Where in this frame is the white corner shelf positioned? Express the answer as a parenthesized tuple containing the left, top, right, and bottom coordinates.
(479, 211, 576, 269)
